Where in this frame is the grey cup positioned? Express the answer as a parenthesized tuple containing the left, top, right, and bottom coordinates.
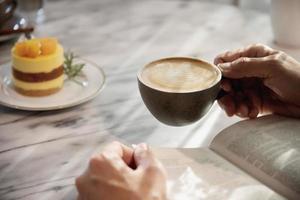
(137, 57, 222, 126)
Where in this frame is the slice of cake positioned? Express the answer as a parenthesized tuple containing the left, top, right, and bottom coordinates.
(12, 38, 64, 97)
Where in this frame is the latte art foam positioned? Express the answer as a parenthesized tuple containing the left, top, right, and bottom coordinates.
(141, 60, 218, 93)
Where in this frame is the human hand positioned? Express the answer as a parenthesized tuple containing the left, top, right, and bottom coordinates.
(214, 44, 300, 118)
(75, 142, 167, 200)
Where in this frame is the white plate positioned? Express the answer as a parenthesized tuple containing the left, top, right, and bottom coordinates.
(0, 58, 105, 111)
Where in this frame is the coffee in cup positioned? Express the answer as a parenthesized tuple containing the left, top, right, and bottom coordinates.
(138, 57, 221, 126)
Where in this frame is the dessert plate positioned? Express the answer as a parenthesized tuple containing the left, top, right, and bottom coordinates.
(0, 58, 105, 111)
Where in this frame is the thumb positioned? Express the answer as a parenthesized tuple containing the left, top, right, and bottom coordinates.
(218, 56, 273, 79)
(134, 143, 156, 169)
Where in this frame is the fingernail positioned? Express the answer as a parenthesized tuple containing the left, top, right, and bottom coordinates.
(137, 143, 148, 150)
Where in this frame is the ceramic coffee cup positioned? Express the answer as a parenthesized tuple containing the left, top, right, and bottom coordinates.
(0, 0, 17, 25)
(137, 57, 222, 126)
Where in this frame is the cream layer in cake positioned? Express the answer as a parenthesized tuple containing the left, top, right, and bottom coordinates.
(13, 75, 64, 90)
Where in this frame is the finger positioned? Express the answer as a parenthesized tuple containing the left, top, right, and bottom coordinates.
(243, 44, 276, 57)
(134, 143, 157, 169)
(220, 79, 232, 92)
(236, 102, 249, 118)
(234, 91, 250, 118)
(244, 90, 261, 118)
(218, 95, 236, 116)
(102, 141, 134, 165)
(214, 44, 276, 65)
(100, 148, 136, 174)
(218, 56, 272, 79)
(248, 106, 259, 119)
(214, 49, 244, 65)
(88, 142, 134, 174)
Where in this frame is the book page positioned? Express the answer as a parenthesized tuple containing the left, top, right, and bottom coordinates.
(153, 148, 285, 200)
(210, 115, 300, 200)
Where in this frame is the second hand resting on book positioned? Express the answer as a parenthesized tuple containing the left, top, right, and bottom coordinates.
(75, 44, 300, 200)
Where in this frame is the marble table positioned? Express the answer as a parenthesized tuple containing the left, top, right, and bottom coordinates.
(1, 0, 299, 199)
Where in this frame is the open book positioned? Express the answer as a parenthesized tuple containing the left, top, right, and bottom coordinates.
(153, 115, 300, 200)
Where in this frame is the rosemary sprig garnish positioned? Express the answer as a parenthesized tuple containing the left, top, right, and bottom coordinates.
(64, 52, 85, 80)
